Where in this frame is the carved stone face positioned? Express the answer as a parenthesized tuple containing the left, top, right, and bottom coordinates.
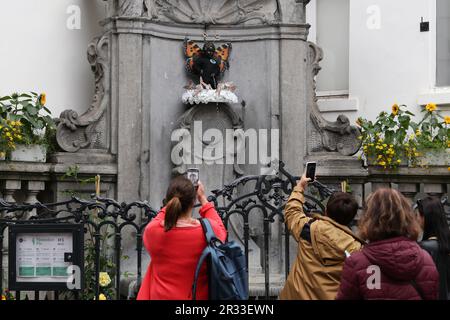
(202, 42, 216, 58)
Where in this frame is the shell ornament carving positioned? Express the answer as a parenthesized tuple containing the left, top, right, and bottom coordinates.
(124, 0, 281, 25)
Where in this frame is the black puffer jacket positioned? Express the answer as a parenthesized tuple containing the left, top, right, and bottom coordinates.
(420, 239, 450, 300)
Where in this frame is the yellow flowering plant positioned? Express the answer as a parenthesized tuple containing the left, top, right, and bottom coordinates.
(82, 227, 116, 300)
(1, 290, 15, 301)
(358, 103, 449, 169)
(357, 104, 419, 169)
(410, 103, 449, 151)
(0, 92, 56, 158)
(0, 119, 24, 156)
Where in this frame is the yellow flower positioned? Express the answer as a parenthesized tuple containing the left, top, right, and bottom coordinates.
(425, 103, 437, 112)
(39, 93, 46, 106)
(448, 141, 450, 148)
(379, 161, 386, 166)
(415, 130, 421, 137)
(6, 132, 11, 137)
(397, 160, 402, 164)
(99, 272, 111, 287)
(1, 295, 6, 300)
(0, 152, 5, 158)
(98, 294, 107, 300)
(391, 104, 399, 116)
(445, 116, 450, 125)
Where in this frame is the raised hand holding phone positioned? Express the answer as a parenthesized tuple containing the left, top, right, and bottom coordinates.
(297, 174, 312, 190)
(196, 181, 208, 206)
(305, 162, 317, 181)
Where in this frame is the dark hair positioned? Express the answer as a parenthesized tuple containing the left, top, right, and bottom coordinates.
(326, 192, 359, 226)
(358, 188, 421, 242)
(418, 196, 450, 254)
(164, 176, 196, 232)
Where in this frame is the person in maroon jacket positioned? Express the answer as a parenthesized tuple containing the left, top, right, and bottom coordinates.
(336, 188, 439, 300)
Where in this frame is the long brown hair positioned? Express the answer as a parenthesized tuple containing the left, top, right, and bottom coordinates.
(358, 188, 420, 242)
(164, 176, 196, 232)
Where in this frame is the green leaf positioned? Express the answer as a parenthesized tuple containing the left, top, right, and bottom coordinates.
(0, 96, 11, 101)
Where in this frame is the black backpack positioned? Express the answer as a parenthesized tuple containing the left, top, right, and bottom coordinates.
(191, 218, 248, 300)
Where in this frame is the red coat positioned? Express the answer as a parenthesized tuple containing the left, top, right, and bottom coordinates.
(336, 237, 439, 300)
(136, 202, 227, 300)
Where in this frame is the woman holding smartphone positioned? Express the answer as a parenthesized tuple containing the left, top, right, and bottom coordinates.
(137, 175, 227, 300)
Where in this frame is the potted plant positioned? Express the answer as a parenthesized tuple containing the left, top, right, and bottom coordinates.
(410, 103, 449, 167)
(357, 104, 419, 169)
(0, 92, 56, 162)
(358, 103, 449, 170)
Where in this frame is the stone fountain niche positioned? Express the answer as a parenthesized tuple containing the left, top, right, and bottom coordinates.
(54, 0, 362, 295)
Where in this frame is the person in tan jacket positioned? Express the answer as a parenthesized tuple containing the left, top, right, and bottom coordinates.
(279, 174, 365, 300)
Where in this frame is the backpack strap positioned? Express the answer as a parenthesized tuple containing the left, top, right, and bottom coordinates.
(199, 218, 218, 243)
(410, 279, 425, 300)
(191, 218, 218, 300)
(299, 218, 316, 243)
(191, 246, 211, 300)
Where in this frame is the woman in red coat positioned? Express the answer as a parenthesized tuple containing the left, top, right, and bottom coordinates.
(137, 176, 227, 300)
(336, 188, 439, 300)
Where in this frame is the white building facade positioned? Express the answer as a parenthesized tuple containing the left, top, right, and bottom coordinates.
(307, 0, 450, 124)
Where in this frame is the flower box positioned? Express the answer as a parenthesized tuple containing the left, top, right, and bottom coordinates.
(416, 149, 450, 167)
(365, 155, 408, 168)
(10, 144, 46, 163)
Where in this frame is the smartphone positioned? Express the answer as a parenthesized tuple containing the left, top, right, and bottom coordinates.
(305, 162, 317, 181)
(186, 168, 200, 188)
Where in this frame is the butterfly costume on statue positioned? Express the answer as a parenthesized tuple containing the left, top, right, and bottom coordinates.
(184, 38, 232, 90)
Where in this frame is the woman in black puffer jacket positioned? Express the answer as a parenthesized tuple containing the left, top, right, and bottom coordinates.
(417, 196, 450, 300)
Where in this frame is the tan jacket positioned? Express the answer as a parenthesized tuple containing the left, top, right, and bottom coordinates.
(279, 185, 364, 300)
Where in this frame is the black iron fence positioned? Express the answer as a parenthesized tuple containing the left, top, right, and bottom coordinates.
(1, 162, 449, 300)
(0, 162, 331, 300)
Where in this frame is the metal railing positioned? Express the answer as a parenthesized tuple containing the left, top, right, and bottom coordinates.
(0, 162, 332, 300)
(1, 162, 448, 300)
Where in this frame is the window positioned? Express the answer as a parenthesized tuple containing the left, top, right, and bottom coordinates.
(436, 0, 450, 87)
(315, 0, 350, 94)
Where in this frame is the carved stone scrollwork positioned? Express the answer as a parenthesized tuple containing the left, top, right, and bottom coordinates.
(116, 0, 280, 25)
(307, 42, 362, 156)
(56, 34, 110, 153)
